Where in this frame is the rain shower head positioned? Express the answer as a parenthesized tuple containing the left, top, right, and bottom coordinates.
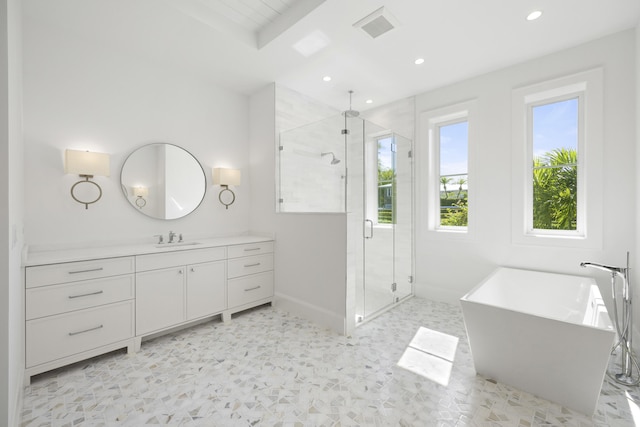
(342, 90, 359, 118)
(321, 152, 341, 165)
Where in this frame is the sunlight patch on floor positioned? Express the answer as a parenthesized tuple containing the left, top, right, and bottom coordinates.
(397, 326, 459, 386)
(626, 391, 640, 425)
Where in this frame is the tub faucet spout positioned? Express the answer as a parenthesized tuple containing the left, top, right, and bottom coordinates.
(580, 261, 627, 278)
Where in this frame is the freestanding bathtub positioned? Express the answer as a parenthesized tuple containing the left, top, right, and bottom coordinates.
(460, 267, 615, 416)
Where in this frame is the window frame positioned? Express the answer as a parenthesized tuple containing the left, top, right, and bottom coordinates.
(512, 69, 603, 248)
(422, 100, 476, 236)
(365, 132, 395, 227)
(526, 93, 584, 236)
(435, 118, 469, 231)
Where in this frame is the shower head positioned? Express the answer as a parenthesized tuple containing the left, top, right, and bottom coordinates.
(342, 90, 360, 118)
(321, 152, 341, 165)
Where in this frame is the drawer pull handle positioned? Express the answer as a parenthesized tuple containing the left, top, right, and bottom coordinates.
(68, 267, 104, 275)
(244, 247, 261, 252)
(68, 290, 104, 299)
(244, 263, 261, 268)
(245, 286, 261, 292)
(68, 324, 103, 336)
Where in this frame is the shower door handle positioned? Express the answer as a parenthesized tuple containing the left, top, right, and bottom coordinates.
(364, 219, 374, 239)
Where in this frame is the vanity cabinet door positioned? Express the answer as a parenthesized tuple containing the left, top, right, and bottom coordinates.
(136, 267, 185, 335)
(186, 261, 226, 321)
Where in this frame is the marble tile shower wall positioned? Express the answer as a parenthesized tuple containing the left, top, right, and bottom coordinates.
(275, 86, 339, 133)
(361, 97, 416, 142)
(275, 85, 342, 213)
(279, 115, 345, 212)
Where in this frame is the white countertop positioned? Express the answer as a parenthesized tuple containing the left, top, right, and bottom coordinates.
(24, 235, 274, 267)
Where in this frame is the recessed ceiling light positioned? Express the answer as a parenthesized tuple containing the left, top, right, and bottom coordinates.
(366, 99, 373, 104)
(323, 76, 332, 82)
(414, 58, 425, 65)
(526, 10, 542, 21)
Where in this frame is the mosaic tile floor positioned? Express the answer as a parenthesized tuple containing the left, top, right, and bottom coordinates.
(20, 298, 640, 426)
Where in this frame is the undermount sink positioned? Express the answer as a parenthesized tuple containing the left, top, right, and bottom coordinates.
(154, 242, 202, 248)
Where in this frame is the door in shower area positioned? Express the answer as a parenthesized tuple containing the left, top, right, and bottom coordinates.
(354, 125, 413, 322)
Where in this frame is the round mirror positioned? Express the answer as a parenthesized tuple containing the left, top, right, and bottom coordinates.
(120, 143, 206, 220)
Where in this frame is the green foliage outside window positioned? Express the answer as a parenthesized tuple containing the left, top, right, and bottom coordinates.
(441, 198, 468, 227)
(440, 175, 468, 227)
(378, 167, 394, 224)
(532, 148, 577, 230)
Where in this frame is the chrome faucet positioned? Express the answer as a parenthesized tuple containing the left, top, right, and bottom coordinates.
(580, 261, 627, 278)
(581, 253, 637, 385)
(168, 231, 177, 243)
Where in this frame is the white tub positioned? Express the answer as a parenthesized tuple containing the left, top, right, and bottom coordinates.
(460, 267, 615, 415)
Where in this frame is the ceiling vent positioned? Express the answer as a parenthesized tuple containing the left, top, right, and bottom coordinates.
(353, 6, 399, 39)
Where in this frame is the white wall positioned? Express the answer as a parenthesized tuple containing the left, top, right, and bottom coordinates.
(635, 23, 640, 352)
(415, 30, 636, 303)
(22, 17, 251, 248)
(2, 0, 24, 424)
(249, 85, 348, 334)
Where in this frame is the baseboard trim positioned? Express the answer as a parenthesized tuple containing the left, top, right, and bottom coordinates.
(414, 282, 464, 305)
(273, 293, 345, 335)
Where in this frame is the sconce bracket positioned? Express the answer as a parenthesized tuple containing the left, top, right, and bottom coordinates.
(135, 197, 147, 209)
(218, 186, 236, 210)
(70, 175, 102, 209)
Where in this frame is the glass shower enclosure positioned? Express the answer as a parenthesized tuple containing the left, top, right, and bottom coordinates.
(279, 113, 413, 324)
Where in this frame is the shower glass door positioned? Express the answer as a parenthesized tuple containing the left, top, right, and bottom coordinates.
(362, 133, 396, 316)
(352, 118, 413, 322)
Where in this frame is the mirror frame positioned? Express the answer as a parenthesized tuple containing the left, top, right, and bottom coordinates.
(120, 143, 207, 220)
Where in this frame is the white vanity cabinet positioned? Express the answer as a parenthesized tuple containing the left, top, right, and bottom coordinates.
(227, 241, 274, 315)
(135, 247, 226, 338)
(24, 256, 136, 384)
(24, 236, 274, 384)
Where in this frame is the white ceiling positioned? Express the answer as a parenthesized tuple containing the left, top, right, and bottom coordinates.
(24, 0, 640, 112)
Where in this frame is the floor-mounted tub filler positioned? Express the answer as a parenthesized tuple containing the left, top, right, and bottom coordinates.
(460, 267, 615, 416)
(581, 252, 640, 387)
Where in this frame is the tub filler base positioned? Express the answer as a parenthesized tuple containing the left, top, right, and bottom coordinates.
(460, 268, 615, 416)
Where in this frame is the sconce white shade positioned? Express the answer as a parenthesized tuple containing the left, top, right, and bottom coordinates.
(133, 186, 149, 197)
(212, 168, 241, 186)
(64, 149, 110, 177)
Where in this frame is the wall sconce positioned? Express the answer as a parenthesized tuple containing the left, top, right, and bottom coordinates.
(64, 149, 110, 209)
(133, 186, 148, 209)
(212, 168, 241, 209)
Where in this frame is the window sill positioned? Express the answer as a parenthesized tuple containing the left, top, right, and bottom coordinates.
(513, 232, 599, 249)
(425, 226, 471, 241)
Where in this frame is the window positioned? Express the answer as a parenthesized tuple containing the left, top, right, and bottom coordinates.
(512, 68, 603, 248)
(530, 97, 579, 231)
(377, 136, 395, 224)
(422, 101, 474, 234)
(438, 120, 468, 228)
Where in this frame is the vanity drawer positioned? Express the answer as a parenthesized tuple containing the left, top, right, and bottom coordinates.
(228, 272, 274, 308)
(26, 275, 134, 320)
(26, 300, 134, 368)
(136, 247, 226, 272)
(26, 257, 135, 288)
(227, 254, 273, 278)
(227, 241, 274, 259)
